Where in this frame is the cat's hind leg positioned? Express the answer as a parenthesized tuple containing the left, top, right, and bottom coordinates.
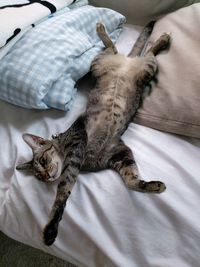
(107, 140, 166, 193)
(96, 22, 118, 54)
(145, 32, 171, 56)
(135, 33, 171, 88)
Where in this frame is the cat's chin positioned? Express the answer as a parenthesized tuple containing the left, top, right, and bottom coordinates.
(47, 164, 60, 182)
(37, 163, 61, 183)
(47, 177, 59, 183)
(37, 175, 60, 183)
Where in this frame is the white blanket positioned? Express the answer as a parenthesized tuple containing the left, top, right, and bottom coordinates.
(0, 0, 77, 48)
(0, 25, 200, 267)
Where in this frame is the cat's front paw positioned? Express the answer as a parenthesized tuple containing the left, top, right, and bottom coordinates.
(43, 221, 58, 246)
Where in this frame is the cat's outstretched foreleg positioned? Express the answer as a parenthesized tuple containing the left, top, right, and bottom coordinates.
(43, 155, 85, 245)
(43, 178, 73, 246)
(107, 139, 166, 193)
(43, 118, 87, 246)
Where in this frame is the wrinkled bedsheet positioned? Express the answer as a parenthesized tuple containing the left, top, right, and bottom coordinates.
(0, 25, 200, 267)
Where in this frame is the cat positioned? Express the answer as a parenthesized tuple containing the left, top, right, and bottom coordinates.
(16, 22, 171, 246)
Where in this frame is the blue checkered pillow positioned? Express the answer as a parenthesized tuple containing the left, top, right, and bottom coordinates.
(0, 5, 125, 110)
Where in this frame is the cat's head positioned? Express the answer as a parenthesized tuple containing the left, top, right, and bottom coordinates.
(16, 133, 63, 183)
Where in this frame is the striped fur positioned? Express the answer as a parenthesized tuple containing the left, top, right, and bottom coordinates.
(16, 23, 171, 246)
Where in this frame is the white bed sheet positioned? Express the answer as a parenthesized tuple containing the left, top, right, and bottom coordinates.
(0, 25, 200, 267)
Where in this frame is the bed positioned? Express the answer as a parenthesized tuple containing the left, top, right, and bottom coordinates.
(0, 1, 200, 267)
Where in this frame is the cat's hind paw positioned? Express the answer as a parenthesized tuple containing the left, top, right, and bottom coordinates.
(158, 32, 171, 50)
(139, 180, 166, 193)
(96, 22, 105, 35)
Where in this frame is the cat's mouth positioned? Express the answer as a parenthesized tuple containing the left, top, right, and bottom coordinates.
(38, 163, 60, 183)
(48, 163, 59, 182)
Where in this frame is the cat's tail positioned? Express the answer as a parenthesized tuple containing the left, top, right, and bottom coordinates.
(128, 21, 156, 57)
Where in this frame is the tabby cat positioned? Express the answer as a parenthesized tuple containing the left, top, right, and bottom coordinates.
(16, 22, 171, 246)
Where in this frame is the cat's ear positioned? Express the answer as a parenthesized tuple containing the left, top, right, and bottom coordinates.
(16, 160, 33, 171)
(22, 133, 46, 152)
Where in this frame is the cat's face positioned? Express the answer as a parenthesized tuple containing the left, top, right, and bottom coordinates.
(16, 134, 63, 182)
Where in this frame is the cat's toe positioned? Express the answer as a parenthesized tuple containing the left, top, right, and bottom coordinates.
(43, 223, 58, 246)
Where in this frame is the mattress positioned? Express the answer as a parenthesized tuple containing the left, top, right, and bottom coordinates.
(0, 24, 200, 267)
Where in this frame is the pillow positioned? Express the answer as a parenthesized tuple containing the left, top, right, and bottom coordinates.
(89, 0, 198, 25)
(0, 5, 125, 110)
(134, 3, 200, 138)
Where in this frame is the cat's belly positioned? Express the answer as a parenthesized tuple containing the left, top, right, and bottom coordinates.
(86, 100, 128, 147)
(85, 78, 135, 151)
